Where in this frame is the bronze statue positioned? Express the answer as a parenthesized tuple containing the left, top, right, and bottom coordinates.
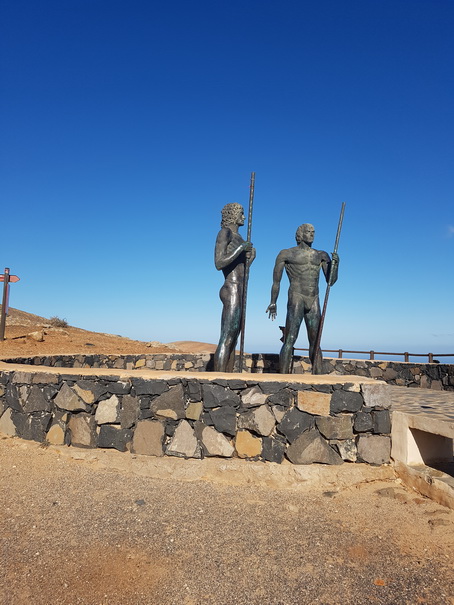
(214, 203, 256, 372)
(266, 223, 339, 374)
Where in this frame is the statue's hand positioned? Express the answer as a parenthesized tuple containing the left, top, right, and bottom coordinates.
(328, 252, 339, 286)
(266, 304, 277, 320)
(246, 246, 256, 262)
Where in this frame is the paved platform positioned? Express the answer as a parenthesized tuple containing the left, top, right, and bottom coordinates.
(390, 386, 454, 509)
(389, 385, 454, 421)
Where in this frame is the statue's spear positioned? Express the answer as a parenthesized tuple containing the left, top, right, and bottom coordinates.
(312, 202, 346, 374)
(238, 172, 255, 372)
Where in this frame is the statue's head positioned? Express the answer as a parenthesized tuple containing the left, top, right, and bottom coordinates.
(221, 203, 245, 228)
(295, 223, 315, 245)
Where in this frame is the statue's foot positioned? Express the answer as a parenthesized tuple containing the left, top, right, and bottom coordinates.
(311, 356, 324, 375)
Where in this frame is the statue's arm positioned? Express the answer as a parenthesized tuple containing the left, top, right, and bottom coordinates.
(321, 251, 339, 286)
(266, 251, 286, 319)
(214, 228, 251, 270)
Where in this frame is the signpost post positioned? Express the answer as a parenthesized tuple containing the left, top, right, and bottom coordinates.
(0, 268, 20, 341)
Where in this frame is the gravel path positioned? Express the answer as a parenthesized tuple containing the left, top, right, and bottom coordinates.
(1, 436, 453, 605)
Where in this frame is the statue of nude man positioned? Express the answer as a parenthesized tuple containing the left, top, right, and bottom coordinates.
(214, 203, 256, 372)
(266, 223, 339, 374)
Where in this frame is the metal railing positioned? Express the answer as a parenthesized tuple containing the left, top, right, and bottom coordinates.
(293, 347, 454, 363)
(278, 326, 453, 363)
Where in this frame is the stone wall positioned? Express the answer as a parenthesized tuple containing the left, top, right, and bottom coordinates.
(0, 368, 391, 466)
(3, 353, 453, 390)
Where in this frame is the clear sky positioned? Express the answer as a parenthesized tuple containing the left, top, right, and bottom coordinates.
(1, 0, 453, 358)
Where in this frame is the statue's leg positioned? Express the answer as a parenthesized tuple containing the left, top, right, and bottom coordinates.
(214, 284, 242, 372)
(305, 299, 323, 374)
(279, 296, 304, 374)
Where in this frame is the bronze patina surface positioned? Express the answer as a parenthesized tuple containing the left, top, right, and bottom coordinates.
(267, 223, 339, 374)
(214, 203, 255, 372)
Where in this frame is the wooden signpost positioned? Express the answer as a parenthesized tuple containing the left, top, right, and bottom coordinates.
(0, 268, 20, 341)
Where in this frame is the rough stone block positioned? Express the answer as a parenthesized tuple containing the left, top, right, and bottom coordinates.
(166, 420, 198, 457)
(75, 380, 107, 402)
(226, 380, 247, 390)
(119, 394, 140, 429)
(237, 405, 275, 437)
(23, 412, 52, 442)
(383, 368, 398, 381)
(0, 408, 16, 436)
(235, 430, 262, 458)
(98, 425, 133, 452)
(31, 372, 59, 385)
(331, 438, 357, 462)
(73, 383, 96, 404)
(297, 391, 331, 416)
(12, 372, 34, 384)
(354, 412, 373, 433)
(361, 384, 391, 409)
(132, 420, 165, 456)
(259, 382, 288, 395)
(187, 381, 202, 402)
(271, 405, 286, 423)
(95, 395, 120, 424)
(330, 389, 363, 413)
(5, 383, 23, 412)
(202, 384, 241, 409)
(357, 434, 391, 465)
(316, 415, 353, 440)
(46, 423, 66, 445)
(277, 408, 314, 443)
(372, 410, 391, 434)
(186, 401, 203, 421)
(369, 367, 384, 378)
(150, 384, 185, 419)
(104, 381, 131, 395)
(261, 436, 286, 464)
(68, 413, 98, 448)
(287, 429, 343, 465)
(24, 386, 51, 413)
(199, 425, 234, 457)
(10, 410, 27, 435)
(132, 378, 169, 396)
(343, 382, 360, 392)
(55, 383, 89, 412)
(240, 386, 268, 408)
(267, 388, 294, 407)
(209, 405, 236, 436)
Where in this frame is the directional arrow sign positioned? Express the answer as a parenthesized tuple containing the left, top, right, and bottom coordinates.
(0, 275, 20, 283)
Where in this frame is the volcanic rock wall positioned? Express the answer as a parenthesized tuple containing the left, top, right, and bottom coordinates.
(0, 368, 391, 465)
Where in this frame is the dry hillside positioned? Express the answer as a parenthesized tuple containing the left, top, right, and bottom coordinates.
(0, 307, 216, 358)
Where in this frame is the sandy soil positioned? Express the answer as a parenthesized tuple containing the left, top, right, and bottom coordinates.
(1, 437, 453, 605)
(0, 308, 216, 358)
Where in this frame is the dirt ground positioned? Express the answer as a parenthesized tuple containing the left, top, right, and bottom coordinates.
(1, 437, 453, 605)
(0, 308, 216, 358)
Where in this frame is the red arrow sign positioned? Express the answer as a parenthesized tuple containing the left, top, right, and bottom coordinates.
(0, 275, 20, 282)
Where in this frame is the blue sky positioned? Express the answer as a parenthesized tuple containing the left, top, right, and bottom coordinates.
(1, 0, 453, 358)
